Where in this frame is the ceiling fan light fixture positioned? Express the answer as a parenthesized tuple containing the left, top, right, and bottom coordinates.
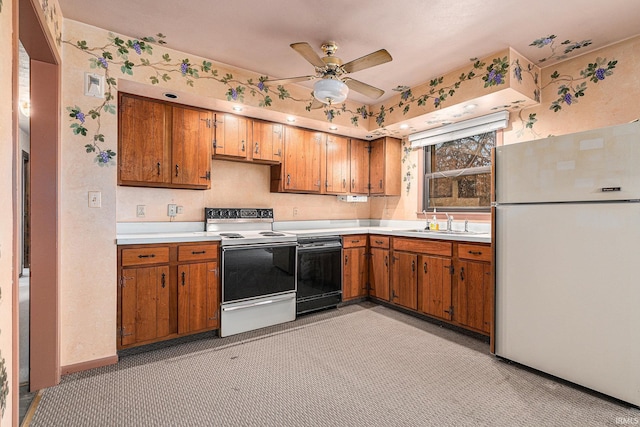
(313, 78, 349, 105)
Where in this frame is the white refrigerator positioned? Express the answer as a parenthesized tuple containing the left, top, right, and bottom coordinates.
(494, 121, 640, 406)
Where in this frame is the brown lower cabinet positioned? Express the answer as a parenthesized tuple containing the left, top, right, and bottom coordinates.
(367, 235, 492, 338)
(118, 242, 220, 349)
(342, 235, 368, 300)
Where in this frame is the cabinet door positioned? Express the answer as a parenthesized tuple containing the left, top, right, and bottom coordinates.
(120, 265, 170, 347)
(369, 247, 390, 301)
(325, 135, 349, 194)
(417, 255, 453, 320)
(458, 260, 492, 333)
(172, 107, 212, 187)
(177, 261, 220, 334)
(369, 137, 401, 196)
(282, 128, 322, 192)
(214, 113, 249, 158)
(252, 121, 283, 162)
(390, 251, 418, 310)
(349, 139, 370, 194)
(118, 94, 170, 185)
(343, 247, 367, 300)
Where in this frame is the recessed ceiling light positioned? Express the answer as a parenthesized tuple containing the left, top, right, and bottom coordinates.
(463, 104, 477, 111)
(233, 106, 243, 112)
(286, 117, 296, 123)
(329, 125, 338, 131)
(163, 92, 178, 99)
(399, 124, 409, 130)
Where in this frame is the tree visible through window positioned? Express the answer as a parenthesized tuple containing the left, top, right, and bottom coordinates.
(423, 131, 495, 211)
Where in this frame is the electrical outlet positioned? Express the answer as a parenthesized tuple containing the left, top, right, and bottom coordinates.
(136, 205, 146, 217)
(177, 206, 184, 214)
(88, 191, 101, 208)
(168, 204, 178, 217)
(293, 207, 299, 216)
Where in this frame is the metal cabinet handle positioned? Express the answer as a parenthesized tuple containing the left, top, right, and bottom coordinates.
(255, 142, 259, 154)
(352, 178, 355, 189)
(423, 262, 427, 274)
(343, 179, 346, 188)
(384, 255, 388, 267)
(241, 140, 245, 152)
(375, 240, 383, 244)
(157, 162, 161, 176)
(161, 272, 166, 288)
(138, 254, 156, 259)
(412, 260, 415, 272)
(468, 250, 482, 255)
(286, 174, 291, 186)
(192, 250, 206, 255)
(181, 271, 186, 286)
(460, 266, 465, 281)
(379, 179, 383, 189)
(175, 164, 179, 177)
(345, 255, 348, 265)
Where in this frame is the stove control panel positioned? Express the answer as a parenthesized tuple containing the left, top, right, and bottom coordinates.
(205, 208, 274, 220)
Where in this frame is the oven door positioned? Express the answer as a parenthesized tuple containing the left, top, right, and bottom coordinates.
(221, 242, 297, 303)
(297, 239, 342, 314)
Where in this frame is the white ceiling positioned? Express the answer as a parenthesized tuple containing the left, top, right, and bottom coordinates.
(56, 0, 640, 131)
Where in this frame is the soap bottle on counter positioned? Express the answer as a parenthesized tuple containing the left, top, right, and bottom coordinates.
(431, 215, 439, 231)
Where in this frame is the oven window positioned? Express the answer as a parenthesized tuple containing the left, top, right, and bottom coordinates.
(222, 245, 296, 303)
(297, 248, 342, 299)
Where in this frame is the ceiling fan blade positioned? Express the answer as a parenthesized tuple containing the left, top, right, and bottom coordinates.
(342, 49, 392, 74)
(343, 78, 385, 99)
(290, 42, 326, 68)
(263, 75, 317, 85)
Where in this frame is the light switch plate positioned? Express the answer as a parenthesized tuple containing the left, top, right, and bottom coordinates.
(88, 191, 101, 208)
(168, 204, 178, 217)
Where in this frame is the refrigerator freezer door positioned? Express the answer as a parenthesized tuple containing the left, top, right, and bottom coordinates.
(495, 202, 640, 406)
(495, 121, 640, 204)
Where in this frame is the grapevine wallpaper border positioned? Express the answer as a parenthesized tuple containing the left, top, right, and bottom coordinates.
(63, 31, 617, 166)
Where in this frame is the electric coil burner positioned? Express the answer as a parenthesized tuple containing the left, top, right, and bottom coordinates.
(204, 208, 297, 337)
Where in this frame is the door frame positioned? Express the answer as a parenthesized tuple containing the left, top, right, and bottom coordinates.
(13, 0, 61, 423)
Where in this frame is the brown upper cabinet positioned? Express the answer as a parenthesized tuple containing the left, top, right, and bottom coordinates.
(325, 135, 350, 195)
(213, 113, 250, 160)
(271, 126, 323, 193)
(252, 120, 284, 163)
(369, 136, 402, 196)
(349, 138, 370, 195)
(118, 93, 212, 190)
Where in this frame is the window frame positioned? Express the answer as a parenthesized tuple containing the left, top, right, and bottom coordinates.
(421, 130, 499, 214)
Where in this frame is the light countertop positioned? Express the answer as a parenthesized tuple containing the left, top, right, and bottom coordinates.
(116, 221, 491, 245)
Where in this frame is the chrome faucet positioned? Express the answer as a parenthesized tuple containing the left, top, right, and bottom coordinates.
(445, 213, 454, 231)
(464, 219, 469, 233)
(422, 210, 429, 230)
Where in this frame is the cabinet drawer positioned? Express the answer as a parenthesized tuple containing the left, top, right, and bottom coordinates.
(121, 246, 170, 266)
(457, 243, 491, 262)
(342, 235, 367, 248)
(178, 244, 219, 262)
(369, 235, 390, 249)
(393, 237, 452, 257)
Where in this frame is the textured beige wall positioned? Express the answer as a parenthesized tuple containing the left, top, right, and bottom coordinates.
(0, 0, 14, 421)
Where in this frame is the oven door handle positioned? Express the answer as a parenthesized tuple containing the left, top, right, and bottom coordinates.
(222, 242, 298, 252)
(222, 294, 295, 312)
(298, 242, 342, 251)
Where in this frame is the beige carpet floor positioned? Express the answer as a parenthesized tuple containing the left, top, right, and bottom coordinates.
(29, 302, 639, 426)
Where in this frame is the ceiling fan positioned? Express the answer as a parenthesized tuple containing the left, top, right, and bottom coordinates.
(264, 41, 392, 107)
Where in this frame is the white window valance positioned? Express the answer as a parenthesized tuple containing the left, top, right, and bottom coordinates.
(409, 111, 509, 148)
